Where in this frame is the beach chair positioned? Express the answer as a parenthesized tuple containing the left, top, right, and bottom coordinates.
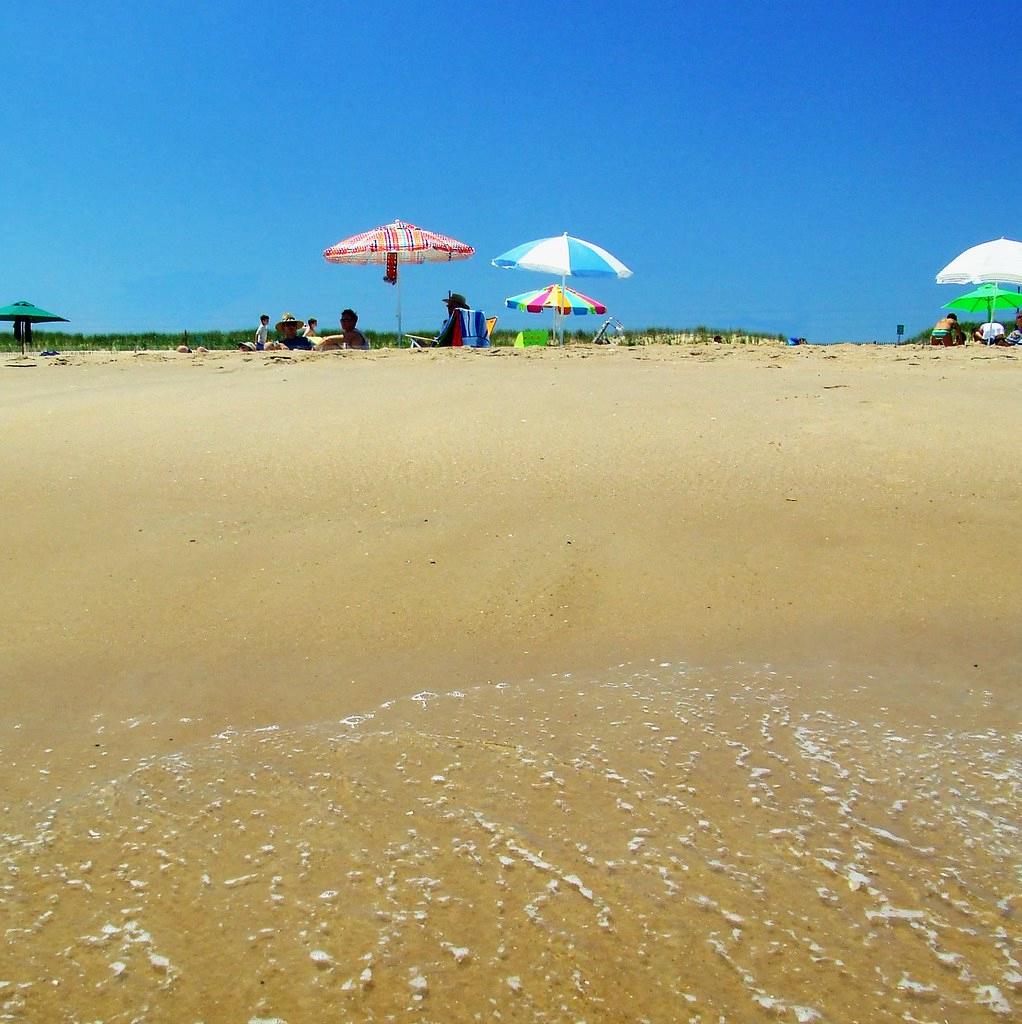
(513, 329, 548, 348)
(406, 309, 493, 349)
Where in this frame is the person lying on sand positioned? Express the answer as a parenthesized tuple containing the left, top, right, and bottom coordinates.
(316, 309, 370, 351)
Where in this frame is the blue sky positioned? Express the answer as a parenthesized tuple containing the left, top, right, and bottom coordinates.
(4, 1, 1019, 342)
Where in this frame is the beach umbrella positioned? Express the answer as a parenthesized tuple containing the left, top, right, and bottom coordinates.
(0, 300, 69, 357)
(492, 233, 631, 343)
(323, 219, 474, 340)
(492, 233, 632, 279)
(505, 282, 607, 315)
(936, 238, 1022, 286)
(943, 282, 1022, 322)
(505, 283, 608, 346)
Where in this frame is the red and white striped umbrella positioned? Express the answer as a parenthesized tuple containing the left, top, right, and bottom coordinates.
(324, 219, 474, 265)
(323, 220, 474, 340)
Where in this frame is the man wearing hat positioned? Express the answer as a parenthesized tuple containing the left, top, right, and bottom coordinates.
(267, 313, 313, 351)
(436, 292, 469, 347)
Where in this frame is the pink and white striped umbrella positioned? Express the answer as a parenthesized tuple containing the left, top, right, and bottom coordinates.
(324, 220, 475, 339)
(324, 219, 474, 266)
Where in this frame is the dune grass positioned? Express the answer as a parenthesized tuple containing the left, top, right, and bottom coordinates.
(2, 325, 913, 352)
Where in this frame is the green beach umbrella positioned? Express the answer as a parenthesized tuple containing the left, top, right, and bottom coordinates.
(942, 283, 1022, 322)
(0, 300, 69, 357)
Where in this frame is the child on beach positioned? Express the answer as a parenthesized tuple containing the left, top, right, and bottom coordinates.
(255, 314, 269, 349)
(240, 314, 271, 351)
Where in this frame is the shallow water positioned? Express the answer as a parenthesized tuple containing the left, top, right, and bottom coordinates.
(2, 662, 1019, 1023)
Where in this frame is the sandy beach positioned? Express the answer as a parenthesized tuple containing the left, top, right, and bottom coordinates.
(2, 342, 1020, 1022)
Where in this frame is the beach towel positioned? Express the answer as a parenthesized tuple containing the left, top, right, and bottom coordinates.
(457, 309, 490, 348)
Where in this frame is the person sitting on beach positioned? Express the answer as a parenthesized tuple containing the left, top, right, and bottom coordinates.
(405, 292, 481, 348)
(930, 312, 964, 346)
(317, 309, 370, 351)
(1006, 311, 1022, 345)
(973, 321, 1006, 345)
(266, 313, 312, 351)
(436, 292, 469, 346)
(302, 318, 319, 341)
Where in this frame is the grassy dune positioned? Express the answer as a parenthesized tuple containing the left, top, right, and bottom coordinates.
(2, 325, 794, 352)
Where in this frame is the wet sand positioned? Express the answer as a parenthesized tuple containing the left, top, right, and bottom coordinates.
(1, 343, 1020, 1021)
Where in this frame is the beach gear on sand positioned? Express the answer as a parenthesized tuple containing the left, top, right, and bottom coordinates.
(323, 220, 474, 341)
(0, 300, 69, 358)
(406, 309, 495, 349)
(505, 283, 608, 346)
(513, 329, 549, 347)
(492, 233, 630, 345)
(592, 316, 624, 344)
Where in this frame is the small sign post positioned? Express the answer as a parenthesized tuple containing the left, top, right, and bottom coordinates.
(896, 323, 905, 345)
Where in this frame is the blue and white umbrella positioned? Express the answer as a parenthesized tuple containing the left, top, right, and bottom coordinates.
(492, 233, 631, 343)
(492, 233, 632, 279)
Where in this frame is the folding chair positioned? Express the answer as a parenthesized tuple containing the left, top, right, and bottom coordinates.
(406, 309, 493, 349)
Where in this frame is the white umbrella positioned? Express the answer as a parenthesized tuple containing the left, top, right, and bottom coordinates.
(936, 238, 1022, 286)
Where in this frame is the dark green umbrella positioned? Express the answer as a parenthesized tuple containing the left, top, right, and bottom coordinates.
(0, 301, 69, 357)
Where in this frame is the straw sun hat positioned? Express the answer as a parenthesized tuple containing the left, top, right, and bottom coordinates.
(275, 312, 305, 331)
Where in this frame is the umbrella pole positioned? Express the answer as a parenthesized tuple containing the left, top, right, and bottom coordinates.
(559, 273, 566, 345)
(396, 266, 403, 344)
